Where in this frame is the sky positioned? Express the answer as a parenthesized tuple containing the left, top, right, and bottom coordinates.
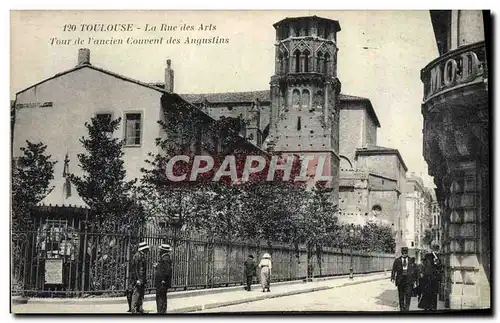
(10, 10, 439, 188)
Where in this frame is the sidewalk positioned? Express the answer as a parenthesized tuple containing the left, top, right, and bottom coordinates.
(12, 272, 390, 314)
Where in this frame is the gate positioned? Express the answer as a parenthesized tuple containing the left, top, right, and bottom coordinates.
(12, 206, 90, 297)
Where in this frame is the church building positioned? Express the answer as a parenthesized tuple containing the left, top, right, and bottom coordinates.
(175, 16, 408, 246)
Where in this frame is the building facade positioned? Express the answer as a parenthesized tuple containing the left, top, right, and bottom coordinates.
(421, 10, 490, 309)
(430, 189, 443, 249)
(12, 49, 265, 209)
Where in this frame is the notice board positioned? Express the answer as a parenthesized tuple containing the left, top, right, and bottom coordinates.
(45, 258, 63, 285)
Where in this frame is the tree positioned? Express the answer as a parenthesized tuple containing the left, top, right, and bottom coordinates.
(239, 180, 306, 246)
(378, 225, 396, 253)
(68, 116, 139, 230)
(289, 187, 339, 277)
(11, 141, 56, 292)
(138, 100, 269, 236)
(12, 141, 57, 230)
(68, 116, 143, 292)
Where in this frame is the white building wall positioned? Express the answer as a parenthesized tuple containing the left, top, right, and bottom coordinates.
(13, 67, 164, 204)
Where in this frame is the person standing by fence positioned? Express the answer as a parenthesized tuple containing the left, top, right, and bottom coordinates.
(258, 253, 272, 293)
(244, 255, 256, 291)
(127, 242, 150, 314)
(155, 244, 173, 314)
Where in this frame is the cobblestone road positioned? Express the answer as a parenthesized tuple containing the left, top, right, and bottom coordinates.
(200, 279, 402, 312)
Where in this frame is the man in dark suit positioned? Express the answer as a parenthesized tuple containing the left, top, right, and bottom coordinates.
(243, 255, 256, 291)
(127, 241, 150, 314)
(155, 244, 173, 314)
(391, 247, 417, 311)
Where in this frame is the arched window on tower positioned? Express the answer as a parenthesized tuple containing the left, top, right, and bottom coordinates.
(304, 50, 310, 72)
(316, 52, 323, 73)
(297, 117, 302, 131)
(324, 52, 330, 75)
(294, 50, 301, 73)
(304, 22, 310, 36)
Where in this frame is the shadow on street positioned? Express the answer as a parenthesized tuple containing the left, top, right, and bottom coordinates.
(374, 288, 399, 309)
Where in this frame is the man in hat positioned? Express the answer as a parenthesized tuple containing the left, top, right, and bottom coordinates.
(155, 243, 173, 314)
(243, 255, 256, 291)
(391, 246, 416, 311)
(127, 241, 150, 314)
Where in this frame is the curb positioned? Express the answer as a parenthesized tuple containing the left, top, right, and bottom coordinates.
(170, 275, 390, 313)
(23, 271, 388, 306)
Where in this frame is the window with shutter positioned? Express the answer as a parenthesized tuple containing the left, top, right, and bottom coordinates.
(125, 113, 142, 146)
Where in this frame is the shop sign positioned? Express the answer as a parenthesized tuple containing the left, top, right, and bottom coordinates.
(425, 50, 484, 101)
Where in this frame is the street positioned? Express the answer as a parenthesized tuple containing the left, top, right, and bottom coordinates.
(200, 279, 408, 312)
(13, 276, 442, 314)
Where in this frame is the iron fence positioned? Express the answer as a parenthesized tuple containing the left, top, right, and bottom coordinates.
(12, 216, 395, 298)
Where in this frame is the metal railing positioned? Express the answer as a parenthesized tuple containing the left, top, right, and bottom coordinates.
(12, 218, 395, 298)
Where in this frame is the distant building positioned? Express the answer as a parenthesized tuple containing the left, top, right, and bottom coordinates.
(429, 189, 442, 249)
(404, 174, 432, 261)
(421, 10, 490, 309)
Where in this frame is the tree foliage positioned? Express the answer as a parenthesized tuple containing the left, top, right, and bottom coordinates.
(68, 116, 142, 231)
(11, 141, 57, 230)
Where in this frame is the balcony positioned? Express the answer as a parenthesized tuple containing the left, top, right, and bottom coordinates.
(421, 41, 488, 111)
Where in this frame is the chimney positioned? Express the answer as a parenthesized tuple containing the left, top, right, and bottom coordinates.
(165, 59, 174, 93)
(77, 48, 91, 66)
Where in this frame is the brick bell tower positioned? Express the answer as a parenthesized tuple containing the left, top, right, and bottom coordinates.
(264, 16, 342, 204)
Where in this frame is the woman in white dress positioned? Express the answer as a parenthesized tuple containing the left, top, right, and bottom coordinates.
(258, 253, 272, 292)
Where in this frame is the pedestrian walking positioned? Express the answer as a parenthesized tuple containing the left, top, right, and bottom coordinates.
(258, 253, 272, 292)
(127, 241, 150, 314)
(409, 257, 419, 297)
(418, 252, 442, 311)
(243, 255, 256, 291)
(391, 247, 417, 311)
(155, 243, 173, 314)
